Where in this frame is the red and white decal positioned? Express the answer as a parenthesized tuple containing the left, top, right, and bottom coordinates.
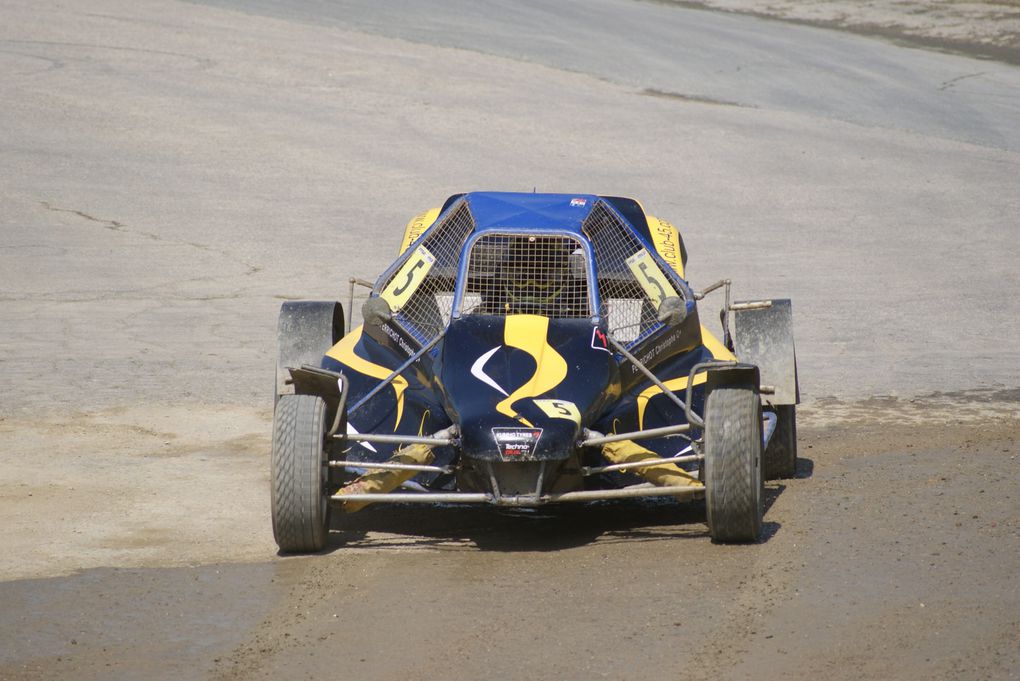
(591, 326, 611, 353)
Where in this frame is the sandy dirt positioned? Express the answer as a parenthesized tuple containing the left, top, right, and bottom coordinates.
(2, 400, 1018, 680)
(670, 0, 1020, 64)
(1, 1, 1018, 679)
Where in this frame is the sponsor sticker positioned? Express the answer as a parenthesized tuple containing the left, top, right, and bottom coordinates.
(648, 217, 684, 276)
(399, 208, 439, 255)
(491, 427, 543, 461)
(570, 198, 587, 207)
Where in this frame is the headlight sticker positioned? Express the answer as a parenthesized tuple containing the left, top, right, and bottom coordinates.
(625, 248, 673, 309)
(533, 399, 581, 425)
(380, 244, 436, 311)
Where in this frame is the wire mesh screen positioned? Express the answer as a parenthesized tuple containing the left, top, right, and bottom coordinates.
(582, 201, 683, 344)
(376, 199, 475, 344)
(460, 233, 591, 318)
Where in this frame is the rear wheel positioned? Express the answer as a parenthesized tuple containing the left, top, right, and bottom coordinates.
(763, 404, 797, 480)
(271, 394, 331, 553)
(704, 386, 764, 543)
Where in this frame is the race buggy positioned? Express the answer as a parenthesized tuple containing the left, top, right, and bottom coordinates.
(271, 192, 799, 552)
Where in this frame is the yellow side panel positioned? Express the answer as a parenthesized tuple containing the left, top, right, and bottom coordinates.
(335, 444, 435, 512)
(634, 326, 735, 429)
(701, 325, 736, 362)
(325, 325, 408, 429)
(398, 208, 441, 255)
(646, 215, 684, 278)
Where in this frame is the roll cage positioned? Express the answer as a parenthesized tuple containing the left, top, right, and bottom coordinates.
(371, 193, 693, 350)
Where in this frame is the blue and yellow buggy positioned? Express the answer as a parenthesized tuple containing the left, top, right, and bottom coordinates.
(271, 192, 799, 552)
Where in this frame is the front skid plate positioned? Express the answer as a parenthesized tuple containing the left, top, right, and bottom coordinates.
(329, 484, 704, 507)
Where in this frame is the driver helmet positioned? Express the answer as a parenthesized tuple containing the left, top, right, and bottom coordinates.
(502, 236, 570, 312)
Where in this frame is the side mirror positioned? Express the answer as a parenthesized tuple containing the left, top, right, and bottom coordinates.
(362, 296, 393, 328)
(657, 296, 688, 326)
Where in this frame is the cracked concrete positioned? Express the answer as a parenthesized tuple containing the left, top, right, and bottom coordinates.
(39, 201, 131, 233)
(37, 200, 263, 277)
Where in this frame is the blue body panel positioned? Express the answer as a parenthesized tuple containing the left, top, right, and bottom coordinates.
(462, 192, 599, 234)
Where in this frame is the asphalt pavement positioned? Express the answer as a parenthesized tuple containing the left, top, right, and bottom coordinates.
(3, 0, 1018, 417)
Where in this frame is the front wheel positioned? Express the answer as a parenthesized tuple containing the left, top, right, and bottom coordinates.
(704, 386, 764, 543)
(271, 394, 331, 553)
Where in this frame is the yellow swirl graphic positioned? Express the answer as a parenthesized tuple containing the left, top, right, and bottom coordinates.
(496, 315, 567, 426)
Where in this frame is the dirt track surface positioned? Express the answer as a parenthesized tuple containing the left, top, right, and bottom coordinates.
(672, 0, 1020, 64)
(1, 1, 1019, 679)
(3, 402, 1019, 680)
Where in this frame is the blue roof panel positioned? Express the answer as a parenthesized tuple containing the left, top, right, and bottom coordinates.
(463, 192, 601, 234)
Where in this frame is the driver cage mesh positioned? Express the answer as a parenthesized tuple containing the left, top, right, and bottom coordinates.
(378, 199, 475, 344)
(459, 233, 591, 318)
(582, 201, 683, 344)
(375, 198, 684, 345)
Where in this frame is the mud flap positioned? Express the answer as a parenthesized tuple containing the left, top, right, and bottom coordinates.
(276, 301, 345, 400)
(287, 365, 347, 439)
(732, 298, 799, 406)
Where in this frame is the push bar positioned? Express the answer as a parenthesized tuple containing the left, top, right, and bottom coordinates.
(729, 300, 772, 311)
(334, 424, 459, 448)
(329, 483, 704, 506)
(329, 460, 454, 474)
(341, 433, 456, 447)
(579, 423, 691, 447)
(581, 452, 701, 476)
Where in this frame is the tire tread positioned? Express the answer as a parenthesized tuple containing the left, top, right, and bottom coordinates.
(271, 394, 329, 552)
(705, 387, 763, 542)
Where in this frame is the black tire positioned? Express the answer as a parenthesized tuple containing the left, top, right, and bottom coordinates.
(271, 394, 331, 553)
(763, 404, 797, 480)
(704, 386, 764, 543)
